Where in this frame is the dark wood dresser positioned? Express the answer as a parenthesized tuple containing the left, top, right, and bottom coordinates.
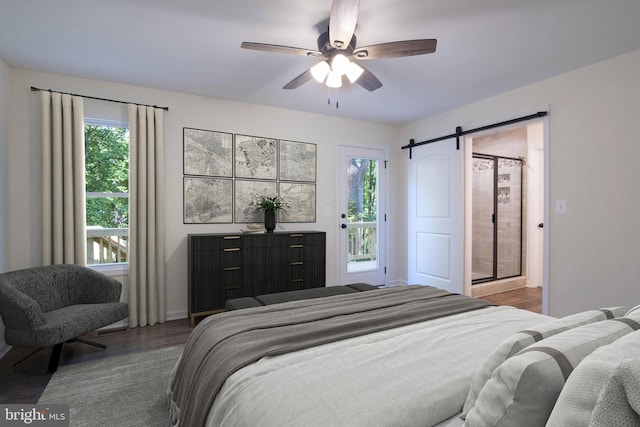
(187, 231, 326, 326)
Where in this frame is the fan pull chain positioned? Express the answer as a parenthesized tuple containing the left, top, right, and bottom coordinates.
(326, 88, 339, 109)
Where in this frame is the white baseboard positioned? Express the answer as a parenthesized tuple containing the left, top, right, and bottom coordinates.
(97, 309, 188, 331)
(167, 309, 188, 322)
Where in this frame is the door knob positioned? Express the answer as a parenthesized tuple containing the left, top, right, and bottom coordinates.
(341, 224, 347, 229)
(538, 223, 544, 229)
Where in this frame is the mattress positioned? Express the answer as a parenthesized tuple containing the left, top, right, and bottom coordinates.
(203, 305, 550, 427)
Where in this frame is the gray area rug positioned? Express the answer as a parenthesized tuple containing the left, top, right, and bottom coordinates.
(38, 345, 183, 427)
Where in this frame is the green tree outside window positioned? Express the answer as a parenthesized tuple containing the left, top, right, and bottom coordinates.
(85, 125, 129, 229)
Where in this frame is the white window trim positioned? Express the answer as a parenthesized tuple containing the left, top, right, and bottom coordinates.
(90, 262, 128, 277)
(85, 118, 130, 270)
(85, 117, 128, 129)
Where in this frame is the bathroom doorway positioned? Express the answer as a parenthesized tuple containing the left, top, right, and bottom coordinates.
(465, 123, 545, 300)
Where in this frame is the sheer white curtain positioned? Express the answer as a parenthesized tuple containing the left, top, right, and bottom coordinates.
(128, 104, 166, 327)
(41, 92, 86, 266)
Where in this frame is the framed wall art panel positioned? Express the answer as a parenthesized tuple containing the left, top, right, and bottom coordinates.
(279, 140, 316, 182)
(234, 180, 278, 223)
(278, 182, 316, 223)
(235, 134, 277, 180)
(183, 127, 233, 177)
(183, 177, 233, 224)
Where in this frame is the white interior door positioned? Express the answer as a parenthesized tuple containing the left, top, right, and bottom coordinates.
(338, 146, 387, 286)
(528, 144, 544, 287)
(407, 139, 463, 293)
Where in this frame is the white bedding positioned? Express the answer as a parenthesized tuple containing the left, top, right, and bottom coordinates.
(205, 305, 550, 427)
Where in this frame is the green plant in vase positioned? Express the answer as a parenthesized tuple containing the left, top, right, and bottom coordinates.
(251, 194, 290, 233)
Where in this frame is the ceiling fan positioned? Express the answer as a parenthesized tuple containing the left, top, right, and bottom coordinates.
(241, 0, 437, 92)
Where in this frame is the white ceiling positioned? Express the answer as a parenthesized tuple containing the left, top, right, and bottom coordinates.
(1, 0, 640, 125)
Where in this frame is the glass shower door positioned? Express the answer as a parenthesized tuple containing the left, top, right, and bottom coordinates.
(472, 156, 495, 282)
(496, 157, 523, 279)
(472, 154, 523, 284)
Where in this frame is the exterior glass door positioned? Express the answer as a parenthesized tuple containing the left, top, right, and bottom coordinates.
(338, 146, 386, 286)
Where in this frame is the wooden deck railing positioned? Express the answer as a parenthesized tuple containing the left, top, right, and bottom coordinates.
(85, 224, 375, 266)
(86, 227, 128, 265)
(347, 222, 377, 263)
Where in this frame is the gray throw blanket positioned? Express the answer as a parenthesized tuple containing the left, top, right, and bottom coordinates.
(169, 285, 492, 427)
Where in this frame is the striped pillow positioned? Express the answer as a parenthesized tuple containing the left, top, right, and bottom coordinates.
(461, 307, 625, 418)
(464, 313, 640, 427)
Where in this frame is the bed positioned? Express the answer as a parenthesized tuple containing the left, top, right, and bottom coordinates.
(168, 285, 640, 427)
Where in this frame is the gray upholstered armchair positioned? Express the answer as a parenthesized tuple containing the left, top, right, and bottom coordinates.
(0, 264, 128, 372)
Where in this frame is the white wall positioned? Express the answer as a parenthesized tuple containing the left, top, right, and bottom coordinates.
(7, 48, 639, 328)
(0, 57, 9, 356)
(5, 67, 401, 321)
(401, 49, 640, 317)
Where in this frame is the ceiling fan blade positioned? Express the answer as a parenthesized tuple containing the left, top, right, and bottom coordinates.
(356, 67, 382, 92)
(329, 0, 359, 49)
(353, 39, 437, 59)
(241, 42, 321, 57)
(283, 69, 314, 89)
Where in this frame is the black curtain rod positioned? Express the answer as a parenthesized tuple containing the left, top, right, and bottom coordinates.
(401, 111, 547, 158)
(31, 86, 169, 111)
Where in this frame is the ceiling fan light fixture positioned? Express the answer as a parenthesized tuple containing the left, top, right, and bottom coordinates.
(325, 71, 342, 88)
(310, 61, 331, 83)
(331, 54, 350, 75)
(346, 61, 364, 83)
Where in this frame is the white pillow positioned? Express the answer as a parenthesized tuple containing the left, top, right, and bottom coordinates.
(546, 329, 640, 427)
(463, 314, 640, 427)
(461, 307, 625, 418)
(625, 304, 640, 316)
(589, 358, 640, 426)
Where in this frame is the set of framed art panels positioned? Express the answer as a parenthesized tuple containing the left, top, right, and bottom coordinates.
(183, 127, 317, 224)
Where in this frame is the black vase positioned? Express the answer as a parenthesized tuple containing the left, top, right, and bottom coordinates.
(264, 209, 276, 233)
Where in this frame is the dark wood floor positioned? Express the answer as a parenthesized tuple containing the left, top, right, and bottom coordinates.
(0, 286, 541, 404)
(479, 286, 542, 314)
(0, 319, 193, 404)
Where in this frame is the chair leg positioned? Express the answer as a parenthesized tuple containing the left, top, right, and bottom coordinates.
(69, 337, 107, 349)
(47, 343, 64, 373)
(45, 338, 108, 373)
(13, 347, 44, 367)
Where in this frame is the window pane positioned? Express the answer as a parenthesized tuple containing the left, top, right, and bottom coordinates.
(85, 123, 129, 265)
(85, 125, 129, 193)
(346, 157, 379, 273)
(86, 197, 128, 229)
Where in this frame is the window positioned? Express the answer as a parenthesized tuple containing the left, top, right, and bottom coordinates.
(84, 119, 129, 265)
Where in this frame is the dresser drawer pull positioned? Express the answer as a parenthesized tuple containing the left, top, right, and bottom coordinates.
(290, 279, 304, 283)
(224, 267, 240, 271)
(290, 244, 303, 248)
(290, 262, 303, 266)
(224, 248, 241, 252)
(290, 234, 304, 237)
(224, 236, 241, 240)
